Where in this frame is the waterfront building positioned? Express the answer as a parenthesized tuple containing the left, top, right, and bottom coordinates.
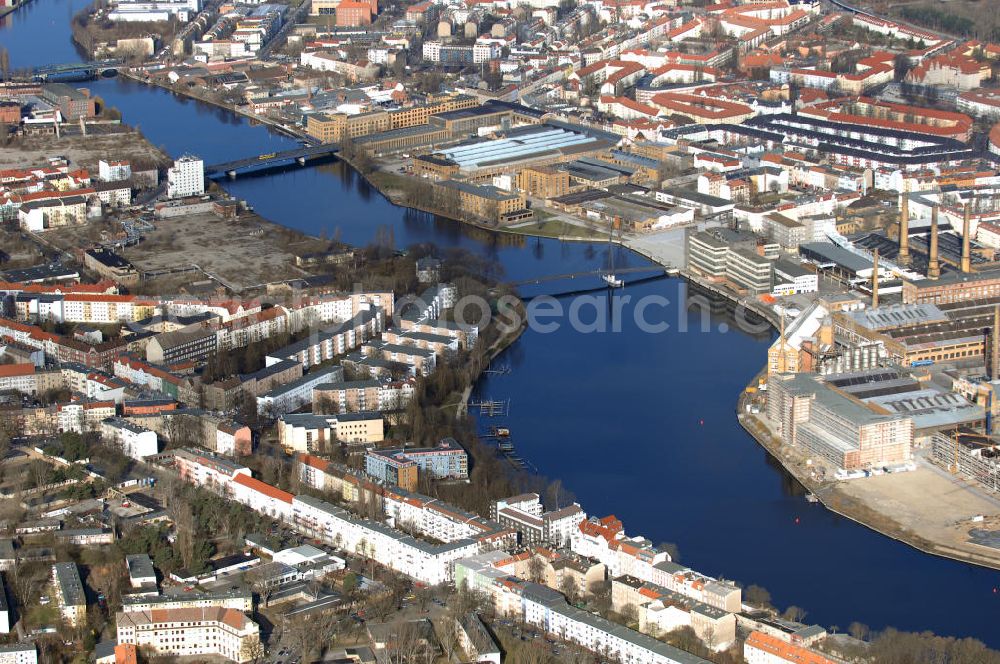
(492, 494, 586, 548)
(744, 630, 835, 664)
(435, 180, 529, 225)
(766, 373, 913, 471)
(612, 576, 735, 650)
(306, 110, 390, 143)
(40, 83, 97, 120)
(726, 247, 773, 295)
(166, 156, 204, 198)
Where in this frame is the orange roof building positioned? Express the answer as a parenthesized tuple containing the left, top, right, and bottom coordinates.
(744, 630, 836, 664)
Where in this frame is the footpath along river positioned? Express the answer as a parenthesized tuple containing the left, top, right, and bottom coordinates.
(3, 0, 1000, 644)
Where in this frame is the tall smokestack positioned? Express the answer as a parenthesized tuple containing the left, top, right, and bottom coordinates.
(899, 192, 910, 264)
(871, 248, 880, 309)
(962, 202, 972, 274)
(991, 305, 1000, 381)
(928, 205, 940, 280)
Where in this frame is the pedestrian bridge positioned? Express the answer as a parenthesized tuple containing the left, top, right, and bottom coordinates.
(204, 144, 341, 177)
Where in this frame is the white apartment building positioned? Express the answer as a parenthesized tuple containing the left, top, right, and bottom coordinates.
(174, 448, 251, 490)
(0, 364, 38, 395)
(292, 494, 480, 585)
(519, 584, 710, 664)
(256, 365, 344, 415)
(0, 575, 10, 633)
(229, 474, 295, 522)
(98, 159, 132, 182)
(101, 417, 159, 460)
(122, 589, 253, 613)
(116, 607, 259, 663)
(0, 644, 37, 664)
(166, 156, 205, 198)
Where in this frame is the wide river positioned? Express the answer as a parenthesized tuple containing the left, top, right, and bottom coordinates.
(4, 0, 1000, 644)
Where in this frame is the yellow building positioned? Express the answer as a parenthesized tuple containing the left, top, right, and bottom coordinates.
(516, 165, 570, 199)
(310, 0, 339, 14)
(388, 94, 478, 130)
(306, 110, 391, 143)
(437, 180, 527, 224)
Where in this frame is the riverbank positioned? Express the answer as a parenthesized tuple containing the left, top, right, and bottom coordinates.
(108, 68, 1000, 587)
(738, 384, 1000, 572)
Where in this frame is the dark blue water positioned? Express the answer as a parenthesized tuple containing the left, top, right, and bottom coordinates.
(4, 3, 1000, 645)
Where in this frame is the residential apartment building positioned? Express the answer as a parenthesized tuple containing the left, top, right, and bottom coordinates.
(492, 494, 586, 548)
(100, 417, 159, 460)
(277, 411, 384, 451)
(52, 562, 87, 627)
(166, 156, 205, 199)
(365, 438, 468, 489)
(0, 644, 37, 664)
(744, 630, 835, 664)
(116, 607, 260, 663)
(256, 365, 343, 415)
(146, 324, 218, 365)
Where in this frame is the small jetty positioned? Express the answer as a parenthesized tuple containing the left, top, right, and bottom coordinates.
(470, 398, 510, 417)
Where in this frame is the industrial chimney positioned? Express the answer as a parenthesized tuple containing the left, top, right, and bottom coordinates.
(962, 202, 972, 274)
(899, 192, 910, 264)
(989, 305, 1000, 381)
(871, 248, 880, 309)
(927, 205, 940, 280)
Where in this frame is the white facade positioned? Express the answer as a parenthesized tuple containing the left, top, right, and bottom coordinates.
(0, 645, 37, 664)
(117, 607, 259, 663)
(101, 418, 159, 459)
(98, 160, 132, 182)
(166, 156, 205, 198)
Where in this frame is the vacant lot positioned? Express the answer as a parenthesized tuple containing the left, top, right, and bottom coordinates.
(827, 458, 1000, 568)
(121, 212, 323, 292)
(0, 128, 170, 172)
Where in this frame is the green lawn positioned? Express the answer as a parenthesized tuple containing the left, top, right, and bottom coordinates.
(508, 217, 603, 239)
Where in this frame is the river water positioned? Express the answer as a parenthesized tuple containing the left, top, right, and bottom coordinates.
(4, 2, 1000, 645)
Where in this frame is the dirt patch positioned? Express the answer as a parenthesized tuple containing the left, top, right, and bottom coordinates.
(0, 128, 170, 173)
(121, 212, 325, 293)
